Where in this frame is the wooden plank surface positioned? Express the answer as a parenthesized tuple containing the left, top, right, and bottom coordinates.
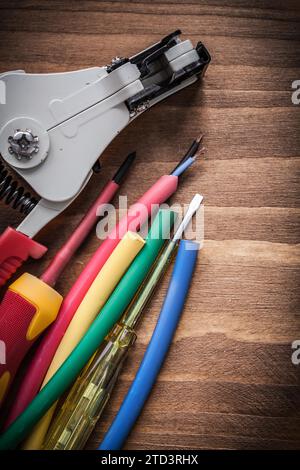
(0, 0, 300, 450)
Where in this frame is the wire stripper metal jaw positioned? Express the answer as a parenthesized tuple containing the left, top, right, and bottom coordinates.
(0, 30, 210, 284)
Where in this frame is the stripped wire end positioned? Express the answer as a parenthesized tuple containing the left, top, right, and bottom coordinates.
(195, 146, 206, 158)
(171, 134, 204, 174)
(195, 133, 204, 145)
(185, 133, 203, 160)
(171, 144, 205, 177)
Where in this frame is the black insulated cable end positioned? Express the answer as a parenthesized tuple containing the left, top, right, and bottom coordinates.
(112, 151, 136, 184)
(171, 135, 204, 174)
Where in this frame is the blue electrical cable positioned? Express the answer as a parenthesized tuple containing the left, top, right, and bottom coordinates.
(171, 156, 195, 177)
(99, 239, 199, 450)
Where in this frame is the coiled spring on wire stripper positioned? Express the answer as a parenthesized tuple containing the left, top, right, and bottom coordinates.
(0, 160, 38, 215)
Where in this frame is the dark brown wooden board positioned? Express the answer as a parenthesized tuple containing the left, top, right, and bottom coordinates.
(0, 0, 299, 450)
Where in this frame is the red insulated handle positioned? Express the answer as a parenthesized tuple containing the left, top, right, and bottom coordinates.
(0, 290, 37, 406)
(0, 227, 47, 287)
(0, 272, 63, 409)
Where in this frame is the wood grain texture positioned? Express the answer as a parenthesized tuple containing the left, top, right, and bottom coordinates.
(0, 0, 300, 450)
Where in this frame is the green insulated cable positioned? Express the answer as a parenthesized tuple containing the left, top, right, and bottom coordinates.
(0, 209, 176, 450)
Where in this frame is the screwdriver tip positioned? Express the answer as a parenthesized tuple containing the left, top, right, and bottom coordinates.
(191, 193, 204, 209)
(112, 151, 136, 184)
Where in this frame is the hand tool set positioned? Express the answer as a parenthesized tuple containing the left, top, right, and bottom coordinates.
(44, 195, 202, 450)
(0, 153, 134, 407)
(6, 135, 202, 429)
(0, 31, 210, 449)
(23, 230, 145, 450)
(0, 30, 210, 285)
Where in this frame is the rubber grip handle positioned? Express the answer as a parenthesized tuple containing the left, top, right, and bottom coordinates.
(0, 227, 47, 287)
(0, 291, 37, 405)
(0, 273, 63, 407)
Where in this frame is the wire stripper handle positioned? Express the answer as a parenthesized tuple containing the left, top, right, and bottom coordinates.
(0, 227, 47, 287)
(0, 273, 62, 407)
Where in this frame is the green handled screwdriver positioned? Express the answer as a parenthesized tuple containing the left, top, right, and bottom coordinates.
(43, 194, 203, 450)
